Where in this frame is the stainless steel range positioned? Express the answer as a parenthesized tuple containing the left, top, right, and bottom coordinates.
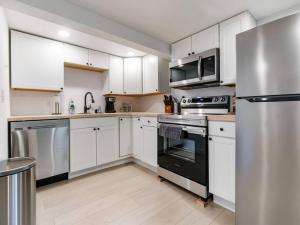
(157, 95, 231, 199)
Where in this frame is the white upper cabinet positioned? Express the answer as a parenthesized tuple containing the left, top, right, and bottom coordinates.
(11, 31, 64, 91)
(171, 37, 192, 60)
(143, 55, 158, 94)
(123, 57, 142, 94)
(108, 56, 124, 94)
(119, 117, 133, 157)
(191, 25, 219, 54)
(88, 50, 109, 69)
(63, 44, 89, 66)
(220, 12, 256, 85)
(172, 25, 219, 61)
(64, 44, 109, 70)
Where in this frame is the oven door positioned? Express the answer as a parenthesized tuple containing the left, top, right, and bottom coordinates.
(157, 124, 208, 185)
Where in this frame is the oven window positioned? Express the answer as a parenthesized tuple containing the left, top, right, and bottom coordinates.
(166, 136, 196, 162)
(170, 60, 198, 82)
(201, 56, 215, 77)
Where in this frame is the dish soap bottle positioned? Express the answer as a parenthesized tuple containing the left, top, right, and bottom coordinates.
(68, 100, 75, 114)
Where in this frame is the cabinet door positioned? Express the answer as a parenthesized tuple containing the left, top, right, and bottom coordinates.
(191, 25, 219, 54)
(88, 50, 109, 69)
(119, 117, 132, 157)
(209, 136, 235, 203)
(63, 43, 89, 66)
(108, 55, 124, 94)
(171, 37, 192, 60)
(143, 55, 158, 94)
(11, 31, 64, 91)
(123, 57, 142, 94)
(97, 124, 119, 165)
(70, 128, 97, 173)
(220, 13, 256, 85)
(142, 126, 157, 167)
(132, 118, 143, 159)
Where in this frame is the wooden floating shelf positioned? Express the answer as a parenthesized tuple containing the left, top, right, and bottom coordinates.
(64, 62, 109, 73)
(104, 92, 165, 97)
(13, 88, 62, 93)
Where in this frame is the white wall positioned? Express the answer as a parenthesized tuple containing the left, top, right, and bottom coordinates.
(0, 6, 9, 160)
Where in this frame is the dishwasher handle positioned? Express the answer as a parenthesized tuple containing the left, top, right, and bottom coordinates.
(27, 125, 58, 130)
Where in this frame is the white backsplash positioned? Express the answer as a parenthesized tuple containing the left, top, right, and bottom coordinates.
(10, 67, 235, 116)
(10, 67, 153, 115)
(171, 86, 236, 99)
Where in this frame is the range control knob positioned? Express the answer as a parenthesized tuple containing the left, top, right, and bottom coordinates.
(221, 97, 226, 102)
(183, 99, 187, 103)
(214, 97, 219, 102)
(188, 99, 192, 103)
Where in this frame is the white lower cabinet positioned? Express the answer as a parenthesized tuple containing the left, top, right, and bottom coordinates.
(70, 116, 157, 175)
(70, 118, 119, 174)
(70, 128, 97, 173)
(209, 121, 236, 211)
(132, 118, 143, 159)
(97, 123, 119, 165)
(142, 125, 157, 167)
(132, 117, 157, 167)
(119, 117, 133, 157)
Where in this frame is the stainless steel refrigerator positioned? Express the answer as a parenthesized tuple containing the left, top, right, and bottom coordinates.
(236, 13, 300, 225)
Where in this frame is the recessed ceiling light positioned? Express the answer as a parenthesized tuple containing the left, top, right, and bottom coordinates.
(58, 30, 70, 38)
(127, 52, 135, 56)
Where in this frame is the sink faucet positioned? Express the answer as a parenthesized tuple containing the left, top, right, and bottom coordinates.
(84, 92, 95, 113)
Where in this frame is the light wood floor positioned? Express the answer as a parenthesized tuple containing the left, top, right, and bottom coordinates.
(37, 163, 235, 225)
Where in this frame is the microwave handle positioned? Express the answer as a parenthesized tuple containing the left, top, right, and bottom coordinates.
(198, 56, 202, 80)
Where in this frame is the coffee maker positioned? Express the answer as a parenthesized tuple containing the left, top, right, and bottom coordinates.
(105, 97, 116, 113)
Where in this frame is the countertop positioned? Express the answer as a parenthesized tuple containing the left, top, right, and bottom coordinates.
(207, 114, 236, 122)
(7, 112, 162, 122)
(8, 112, 236, 122)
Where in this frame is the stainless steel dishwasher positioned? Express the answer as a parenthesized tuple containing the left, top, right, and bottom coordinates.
(10, 119, 69, 186)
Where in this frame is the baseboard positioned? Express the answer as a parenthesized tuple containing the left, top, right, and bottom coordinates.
(213, 195, 235, 212)
(133, 158, 157, 173)
(69, 158, 133, 179)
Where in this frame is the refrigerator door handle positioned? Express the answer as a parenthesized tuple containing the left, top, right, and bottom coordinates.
(240, 95, 300, 103)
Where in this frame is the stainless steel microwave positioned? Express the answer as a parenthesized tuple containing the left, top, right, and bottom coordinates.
(169, 48, 219, 88)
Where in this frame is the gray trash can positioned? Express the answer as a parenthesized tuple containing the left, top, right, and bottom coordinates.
(0, 157, 36, 225)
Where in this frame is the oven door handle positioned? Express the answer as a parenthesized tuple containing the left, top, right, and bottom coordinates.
(182, 127, 206, 137)
(158, 124, 207, 137)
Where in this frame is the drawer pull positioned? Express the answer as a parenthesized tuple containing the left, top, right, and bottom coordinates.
(220, 128, 224, 131)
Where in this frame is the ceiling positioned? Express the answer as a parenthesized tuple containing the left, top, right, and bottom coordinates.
(6, 9, 146, 57)
(67, 0, 300, 43)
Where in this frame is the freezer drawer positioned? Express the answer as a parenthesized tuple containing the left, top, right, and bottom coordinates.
(236, 99, 300, 225)
(10, 120, 69, 181)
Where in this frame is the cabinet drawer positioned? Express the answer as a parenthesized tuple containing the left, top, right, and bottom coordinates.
(70, 117, 118, 129)
(209, 121, 235, 138)
(141, 117, 157, 127)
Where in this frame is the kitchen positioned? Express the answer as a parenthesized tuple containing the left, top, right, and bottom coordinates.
(0, 1, 300, 225)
